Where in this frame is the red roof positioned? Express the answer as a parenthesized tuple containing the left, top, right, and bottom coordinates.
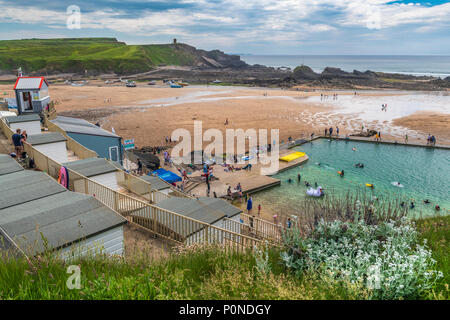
(13, 77, 48, 90)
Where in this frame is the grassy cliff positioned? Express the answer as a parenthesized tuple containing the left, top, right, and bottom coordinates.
(0, 38, 211, 75)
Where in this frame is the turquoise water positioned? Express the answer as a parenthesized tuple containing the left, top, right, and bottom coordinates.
(253, 139, 450, 218)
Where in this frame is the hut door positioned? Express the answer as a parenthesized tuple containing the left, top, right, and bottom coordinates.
(109, 146, 119, 162)
(22, 92, 33, 111)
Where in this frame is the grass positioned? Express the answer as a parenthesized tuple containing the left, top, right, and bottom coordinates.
(0, 244, 366, 300)
(416, 215, 449, 299)
(0, 194, 447, 300)
(0, 38, 199, 75)
(0, 214, 447, 300)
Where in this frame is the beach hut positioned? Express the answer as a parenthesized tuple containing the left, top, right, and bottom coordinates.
(155, 197, 242, 244)
(50, 116, 123, 164)
(0, 156, 127, 259)
(141, 175, 172, 193)
(26, 132, 68, 164)
(13, 77, 50, 115)
(4, 114, 42, 135)
(63, 157, 122, 191)
(140, 174, 173, 203)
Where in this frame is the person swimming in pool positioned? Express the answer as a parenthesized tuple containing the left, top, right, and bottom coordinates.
(287, 178, 293, 183)
(435, 205, 440, 211)
(305, 181, 311, 187)
(314, 182, 318, 188)
(400, 202, 406, 208)
(424, 199, 431, 204)
(339, 170, 344, 177)
(352, 147, 357, 151)
(410, 202, 415, 209)
(297, 173, 301, 182)
(354, 163, 364, 168)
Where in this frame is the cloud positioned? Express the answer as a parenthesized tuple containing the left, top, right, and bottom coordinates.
(0, 0, 448, 53)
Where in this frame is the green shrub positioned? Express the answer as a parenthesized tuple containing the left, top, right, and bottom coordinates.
(281, 217, 443, 299)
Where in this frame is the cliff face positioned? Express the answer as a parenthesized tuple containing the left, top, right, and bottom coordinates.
(0, 38, 249, 75)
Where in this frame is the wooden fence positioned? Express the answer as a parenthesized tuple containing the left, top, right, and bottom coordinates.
(9, 131, 261, 251)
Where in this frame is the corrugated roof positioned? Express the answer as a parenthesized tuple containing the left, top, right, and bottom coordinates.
(0, 170, 67, 210)
(0, 228, 20, 257)
(5, 114, 41, 124)
(141, 175, 171, 191)
(0, 154, 24, 176)
(27, 132, 67, 146)
(0, 191, 126, 256)
(62, 157, 118, 177)
(157, 197, 227, 237)
(198, 197, 242, 218)
(51, 116, 120, 138)
(14, 77, 47, 90)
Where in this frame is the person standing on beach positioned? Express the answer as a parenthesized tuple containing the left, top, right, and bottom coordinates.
(405, 134, 408, 144)
(258, 204, 261, 216)
(329, 127, 333, 136)
(336, 127, 339, 137)
(137, 159, 143, 174)
(324, 128, 328, 136)
(247, 196, 253, 214)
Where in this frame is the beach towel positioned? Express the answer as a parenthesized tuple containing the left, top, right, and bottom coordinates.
(58, 166, 69, 189)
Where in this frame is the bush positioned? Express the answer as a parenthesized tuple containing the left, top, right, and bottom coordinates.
(281, 217, 443, 299)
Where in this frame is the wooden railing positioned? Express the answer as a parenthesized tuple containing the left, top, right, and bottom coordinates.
(0, 118, 14, 141)
(46, 120, 98, 159)
(15, 136, 261, 251)
(240, 213, 285, 242)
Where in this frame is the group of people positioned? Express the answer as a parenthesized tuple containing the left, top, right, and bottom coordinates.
(401, 200, 440, 212)
(11, 128, 28, 158)
(320, 93, 338, 100)
(324, 126, 340, 137)
(427, 134, 437, 146)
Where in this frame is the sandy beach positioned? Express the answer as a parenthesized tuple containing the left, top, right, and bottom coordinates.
(2, 83, 449, 147)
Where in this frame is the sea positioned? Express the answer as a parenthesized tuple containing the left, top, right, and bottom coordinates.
(240, 55, 450, 78)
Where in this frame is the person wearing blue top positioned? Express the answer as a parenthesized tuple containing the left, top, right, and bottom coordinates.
(247, 196, 253, 214)
(11, 128, 23, 158)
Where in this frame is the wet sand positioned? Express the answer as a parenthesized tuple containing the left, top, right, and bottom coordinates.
(1, 83, 448, 147)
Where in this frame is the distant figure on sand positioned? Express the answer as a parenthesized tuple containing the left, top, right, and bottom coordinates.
(247, 196, 253, 214)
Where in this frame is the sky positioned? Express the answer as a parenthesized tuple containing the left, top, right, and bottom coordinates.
(0, 0, 449, 55)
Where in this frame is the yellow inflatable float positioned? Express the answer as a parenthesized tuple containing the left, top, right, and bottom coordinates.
(279, 152, 306, 162)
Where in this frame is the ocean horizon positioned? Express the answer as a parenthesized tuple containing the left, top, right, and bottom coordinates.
(240, 55, 450, 78)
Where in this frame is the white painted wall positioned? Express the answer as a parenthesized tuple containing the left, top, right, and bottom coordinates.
(90, 172, 120, 191)
(9, 121, 41, 135)
(57, 226, 124, 261)
(34, 141, 68, 164)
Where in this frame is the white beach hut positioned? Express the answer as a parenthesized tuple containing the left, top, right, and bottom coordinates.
(5, 114, 42, 135)
(26, 132, 68, 163)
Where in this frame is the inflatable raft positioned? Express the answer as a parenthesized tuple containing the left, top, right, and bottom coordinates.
(280, 151, 306, 162)
(306, 186, 324, 197)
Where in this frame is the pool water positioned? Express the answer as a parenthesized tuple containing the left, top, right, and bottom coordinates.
(253, 139, 450, 218)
